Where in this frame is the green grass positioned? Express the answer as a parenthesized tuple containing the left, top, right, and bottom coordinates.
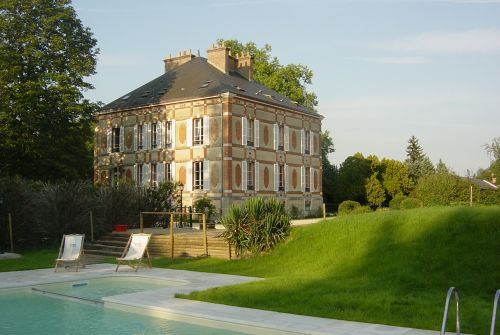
(0, 249, 58, 272)
(153, 206, 500, 334)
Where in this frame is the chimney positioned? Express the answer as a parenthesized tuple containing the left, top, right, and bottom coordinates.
(164, 49, 195, 72)
(206, 44, 253, 81)
(492, 173, 497, 185)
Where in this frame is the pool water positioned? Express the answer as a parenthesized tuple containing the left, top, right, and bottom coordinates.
(0, 288, 248, 335)
(33, 276, 183, 300)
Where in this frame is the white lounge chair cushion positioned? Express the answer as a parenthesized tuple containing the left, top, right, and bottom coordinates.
(119, 234, 150, 261)
(57, 235, 84, 261)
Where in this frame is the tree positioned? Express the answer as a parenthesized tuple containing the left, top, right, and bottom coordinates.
(405, 136, 435, 181)
(483, 137, 500, 162)
(406, 135, 424, 163)
(0, 0, 100, 181)
(320, 131, 335, 204)
(333, 153, 371, 204)
(216, 39, 317, 109)
(380, 158, 414, 198)
(365, 173, 386, 207)
(436, 159, 450, 175)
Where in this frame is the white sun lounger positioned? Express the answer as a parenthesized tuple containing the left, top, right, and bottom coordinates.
(54, 234, 85, 272)
(115, 233, 152, 272)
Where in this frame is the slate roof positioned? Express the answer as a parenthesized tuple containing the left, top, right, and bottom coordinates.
(101, 57, 318, 116)
(468, 178, 498, 190)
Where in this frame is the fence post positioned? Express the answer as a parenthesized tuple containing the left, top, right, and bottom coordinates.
(323, 203, 326, 221)
(170, 213, 174, 259)
(140, 212, 144, 233)
(202, 213, 208, 256)
(228, 242, 232, 260)
(8, 213, 13, 253)
(89, 210, 94, 242)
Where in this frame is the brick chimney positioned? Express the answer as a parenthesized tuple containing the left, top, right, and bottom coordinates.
(164, 49, 195, 72)
(207, 44, 253, 81)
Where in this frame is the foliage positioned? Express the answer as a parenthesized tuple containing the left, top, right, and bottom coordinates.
(483, 137, 500, 162)
(221, 197, 291, 256)
(193, 197, 216, 222)
(333, 153, 371, 204)
(389, 194, 408, 210)
(435, 159, 450, 174)
(0, 178, 177, 249)
(289, 205, 301, 219)
(350, 205, 373, 215)
(380, 158, 414, 198)
(0, 0, 100, 181)
(217, 39, 317, 109)
(157, 206, 500, 335)
(365, 173, 386, 207)
(320, 131, 336, 204)
(411, 173, 471, 206)
(478, 137, 500, 184)
(399, 197, 423, 209)
(405, 136, 435, 181)
(405, 135, 425, 162)
(337, 200, 361, 215)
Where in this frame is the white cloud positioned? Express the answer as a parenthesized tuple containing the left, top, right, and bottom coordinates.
(358, 56, 430, 64)
(356, 29, 500, 54)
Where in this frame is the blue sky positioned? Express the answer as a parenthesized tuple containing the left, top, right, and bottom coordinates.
(73, 0, 500, 175)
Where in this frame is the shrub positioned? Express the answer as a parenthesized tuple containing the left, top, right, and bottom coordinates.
(193, 197, 216, 222)
(389, 195, 408, 210)
(400, 197, 423, 209)
(412, 173, 470, 206)
(338, 200, 361, 216)
(289, 205, 301, 219)
(221, 197, 291, 257)
(350, 206, 372, 215)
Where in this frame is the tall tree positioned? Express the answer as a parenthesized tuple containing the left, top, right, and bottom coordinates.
(320, 131, 335, 203)
(366, 173, 386, 207)
(380, 158, 414, 198)
(334, 153, 371, 204)
(0, 0, 99, 181)
(405, 136, 434, 181)
(216, 39, 317, 109)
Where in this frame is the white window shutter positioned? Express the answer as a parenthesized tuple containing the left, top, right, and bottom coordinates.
(157, 162, 165, 183)
(301, 166, 305, 192)
(284, 125, 289, 152)
(255, 161, 260, 191)
(301, 129, 305, 154)
(133, 164, 137, 182)
(242, 160, 247, 191)
(157, 122, 164, 149)
(310, 167, 314, 192)
(254, 120, 259, 148)
(203, 115, 210, 146)
(274, 163, 279, 192)
(203, 159, 210, 191)
(143, 163, 150, 187)
(145, 123, 151, 150)
(310, 131, 314, 155)
(171, 161, 176, 182)
(242, 117, 247, 146)
(119, 126, 124, 152)
(284, 164, 289, 192)
(171, 120, 176, 149)
(186, 161, 193, 191)
(187, 118, 193, 147)
(106, 128, 112, 153)
(274, 124, 278, 150)
(133, 125, 137, 151)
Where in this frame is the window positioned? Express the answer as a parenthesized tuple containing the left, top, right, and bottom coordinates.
(112, 127, 120, 152)
(137, 125, 143, 150)
(305, 131, 311, 155)
(112, 167, 121, 186)
(166, 163, 172, 182)
(151, 122, 157, 149)
(247, 161, 255, 190)
(193, 161, 203, 189)
(193, 118, 203, 145)
(278, 125, 284, 151)
(247, 119, 254, 146)
(305, 167, 311, 192)
(151, 163, 157, 187)
(279, 164, 285, 191)
(136, 164, 143, 187)
(165, 121, 172, 148)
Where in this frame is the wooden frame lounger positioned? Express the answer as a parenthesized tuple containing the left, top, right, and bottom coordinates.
(54, 234, 86, 272)
(115, 233, 152, 272)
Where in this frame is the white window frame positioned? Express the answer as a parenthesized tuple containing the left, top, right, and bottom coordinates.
(248, 161, 255, 190)
(136, 164, 143, 187)
(305, 130, 311, 155)
(305, 167, 311, 192)
(193, 118, 203, 146)
(151, 122, 158, 149)
(193, 161, 203, 190)
(279, 164, 285, 192)
(166, 162, 172, 182)
(151, 163, 157, 187)
(112, 127, 120, 152)
(165, 121, 172, 148)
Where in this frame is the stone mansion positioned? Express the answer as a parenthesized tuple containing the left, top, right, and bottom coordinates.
(94, 45, 323, 216)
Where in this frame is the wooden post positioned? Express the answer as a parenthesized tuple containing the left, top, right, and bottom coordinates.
(89, 210, 94, 242)
(228, 243, 232, 260)
(202, 213, 208, 256)
(140, 212, 144, 233)
(170, 213, 174, 259)
(470, 185, 473, 207)
(323, 203, 326, 221)
(8, 213, 14, 253)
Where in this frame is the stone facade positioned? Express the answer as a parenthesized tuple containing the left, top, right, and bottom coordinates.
(95, 46, 323, 217)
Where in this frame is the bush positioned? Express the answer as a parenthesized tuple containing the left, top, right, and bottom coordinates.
(412, 173, 470, 206)
(193, 197, 216, 222)
(400, 197, 423, 209)
(338, 200, 361, 216)
(350, 206, 372, 215)
(221, 197, 291, 257)
(289, 205, 301, 219)
(389, 195, 408, 210)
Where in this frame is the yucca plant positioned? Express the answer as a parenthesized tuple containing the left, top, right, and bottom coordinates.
(221, 197, 291, 257)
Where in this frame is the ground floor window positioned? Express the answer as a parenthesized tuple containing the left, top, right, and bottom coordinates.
(136, 164, 143, 186)
(194, 161, 203, 189)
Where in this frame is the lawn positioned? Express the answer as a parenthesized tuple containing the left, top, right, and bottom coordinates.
(0, 249, 58, 272)
(153, 206, 500, 334)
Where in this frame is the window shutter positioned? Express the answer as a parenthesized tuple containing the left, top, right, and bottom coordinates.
(157, 122, 164, 149)
(157, 162, 165, 183)
(106, 128, 112, 153)
(310, 167, 314, 192)
(284, 126, 289, 151)
(133, 125, 137, 151)
(119, 126, 124, 152)
(203, 159, 210, 191)
(274, 124, 278, 150)
(242, 117, 247, 146)
(186, 161, 193, 191)
(254, 120, 259, 148)
(301, 166, 305, 192)
(133, 164, 137, 182)
(255, 161, 260, 191)
(187, 118, 193, 147)
(143, 163, 150, 187)
(301, 129, 305, 154)
(242, 160, 247, 191)
(171, 120, 176, 149)
(203, 115, 210, 146)
(310, 131, 313, 155)
(171, 161, 176, 181)
(144, 123, 150, 150)
(274, 163, 279, 192)
(284, 164, 289, 192)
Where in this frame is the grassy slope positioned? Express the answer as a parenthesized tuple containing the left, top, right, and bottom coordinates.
(153, 206, 500, 334)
